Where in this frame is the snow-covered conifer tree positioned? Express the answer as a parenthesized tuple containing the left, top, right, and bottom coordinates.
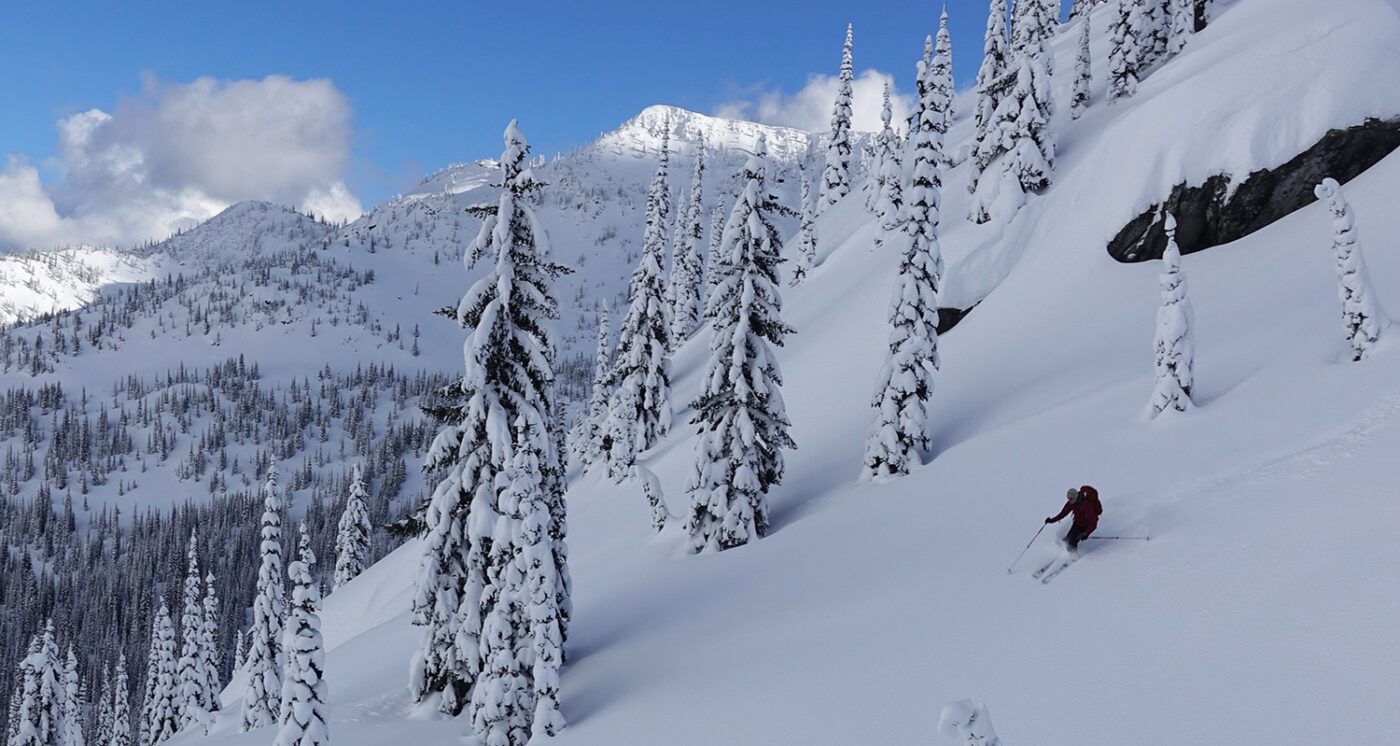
(93, 669, 112, 746)
(668, 147, 706, 347)
(685, 135, 795, 553)
(1108, 0, 1143, 100)
(1316, 178, 1389, 361)
(199, 572, 222, 715)
(411, 120, 570, 717)
(59, 648, 82, 746)
(176, 532, 208, 728)
(971, 0, 1055, 221)
(573, 303, 612, 469)
(1148, 213, 1195, 417)
(232, 631, 245, 676)
(790, 172, 817, 286)
(333, 463, 372, 589)
(110, 655, 131, 746)
(274, 526, 328, 746)
(870, 83, 907, 250)
(1141, 0, 1170, 66)
(861, 48, 946, 481)
(705, 206, 726, 295)
(930, 8, 955, 141)
(1168, 0, 1194, 56)
(142, 603, 179, 745)
(1072, 11, 1093, 118)
(606, 131, 674, 480)
(10, 633, 54, 746)
(819, 24, 855, 212)
(241, 466, 286, 731)
(1070, 0, 1105, 20)
(970, 0, 1010, 194)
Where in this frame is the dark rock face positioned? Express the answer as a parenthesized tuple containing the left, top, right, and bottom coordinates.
(1108, 118, 1400, 263)
(936, 304, 976, 335)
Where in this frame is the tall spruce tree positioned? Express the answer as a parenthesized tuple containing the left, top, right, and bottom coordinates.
(861, 47, 946, 481)
(970, 0, 1010, 194)
(274, 526, 328, 746)
(110, 655, 131, 746)
(1140, 0, 1169, 66)
(575, 304, 613, 469)
(141, 604, 179, 746)
(59, 649, 82, 746)
(1316, 178, 1389, 361)
(241, 466, 286, 731)
(668, 146, 707, 347)
(790, 171, 817, 287)
(1167, 0, 1194, 56)
(410, 120, 570, 718)
(10, 635, 50, 746)
(819, 24, 855, 212)
(685, 135, 796, 553)
(930, 8, 955, 141)
(1148, 213, 1195, 417)
(176, 533, 207, 729)
(870, 83, 907, 250)
(333, 463, 372, 589)
(606, 130, 674, 480)
(199, 572, 222, 716)
(1109, 0, 1143, 100)
(1072, 11, 1093, 118)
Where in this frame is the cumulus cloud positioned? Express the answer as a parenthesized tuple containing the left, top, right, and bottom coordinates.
(715, 69, 914, 135)
(0, 74, 362, 250)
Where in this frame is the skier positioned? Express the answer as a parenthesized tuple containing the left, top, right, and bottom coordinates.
(1045, 485, 1102, 552)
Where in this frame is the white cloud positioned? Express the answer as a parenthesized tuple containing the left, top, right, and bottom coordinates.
(0, 74, 362, 250)
(715, 69, 914, 135)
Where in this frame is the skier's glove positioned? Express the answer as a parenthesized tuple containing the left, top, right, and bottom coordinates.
(1044, 517, 1054, 524)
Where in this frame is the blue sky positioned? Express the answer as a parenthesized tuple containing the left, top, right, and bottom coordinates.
(0, 1, 1066, 248)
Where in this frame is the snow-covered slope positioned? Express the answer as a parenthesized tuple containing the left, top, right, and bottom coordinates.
(0, 247, 154, 326)
(161, 0, 1400, 744)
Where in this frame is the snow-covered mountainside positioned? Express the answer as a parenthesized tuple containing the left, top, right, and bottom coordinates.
(9, 0, 1400, 742)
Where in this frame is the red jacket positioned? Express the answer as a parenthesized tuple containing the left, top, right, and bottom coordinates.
(1049, 486, 1102, 533)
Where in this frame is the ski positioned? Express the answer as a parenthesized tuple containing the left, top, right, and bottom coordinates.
(1039, 553, 1080, 584)
(1031, 558, 1058, 579)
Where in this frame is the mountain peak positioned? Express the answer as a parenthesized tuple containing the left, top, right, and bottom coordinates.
(591, 104, 817, 164)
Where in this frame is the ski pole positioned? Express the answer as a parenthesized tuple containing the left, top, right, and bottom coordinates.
(1085, 535, 1151, 541)
(1006, 524, 1047, 574)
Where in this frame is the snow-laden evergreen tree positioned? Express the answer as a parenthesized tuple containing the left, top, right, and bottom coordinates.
(1071, 11, 1093, 119)
(232, 631, 245, 676)
(274, 526, 328, 746)
(1108, 0, 1143, 101)
(141, 603, 179, 745)
(790, 172, 817, 287)
(572, 303, 612, 470)
(970, 0, 1010, 194)
(333, 463, 372, 589)
(1315, 178, 1389, 361)
(1140, 0, 1169, 67)
(870, 83, 907, 250)
(411, 120, 570, 717)
(605, 130, 674, 480)
(469, 417, 566, 745)
(685, 135, 796, 553)
(110, 655, 131, 746)
(911, 34, 935, 137)
(668, 146, 706, 347)
(199, 572, 222, 715)
(861, 52, 946, 482)
(1148, 213, 1195, 417)
(705, 205, 726, 295)
(971, 0, 1055, 221)
(819, 24, 855, 212)
(241, 466, 286, 731)
(92, 669, 112, 746)
(176, 532, 208, 729)
(1168, 0, 1194, 56)
(930, 8, 955, 140)
(59, 648, 82, 746)
(10, 634, 52, 746)
(1013, 0, 1057, 75)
